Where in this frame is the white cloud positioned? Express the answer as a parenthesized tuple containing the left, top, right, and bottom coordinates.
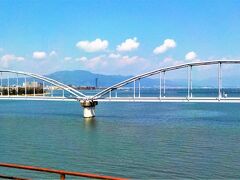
(108, 53, 121, 59)
(119, 55, 139, 65)
(115, 56, 150, 74)
(64, 57, 72, 61)
(0, 48, 3, 52)
(157, 57, 186, 69)
(163, 57, 174, 64)
(49, 50, 57, 57)
(85, 55, 107, 69)
(153, 39, 176, 54)
(75, 56, 88, 62)
(33, 51, 47, 59)
(185, 51, 197, 61)
(64, 53, 149, 75)
(1, 54, 24, 62)
(1, 54, 25, 68)
(117, 37, 140, 52)
(76, 38, 108, 52)
(17, 57, 25, 61)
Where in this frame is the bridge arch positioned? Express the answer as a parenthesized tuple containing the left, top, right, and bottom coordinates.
(0, 70, 86, 100)
(92, 60, 240, 99)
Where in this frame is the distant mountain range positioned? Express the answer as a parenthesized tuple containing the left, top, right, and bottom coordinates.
(46, 70, 240, 88)
(47, 70, 164, 87)
(3, 69, 240, 88)
(2, 70, 167, 88)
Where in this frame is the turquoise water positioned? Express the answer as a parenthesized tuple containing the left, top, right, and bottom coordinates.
(0, 89, 240, 179)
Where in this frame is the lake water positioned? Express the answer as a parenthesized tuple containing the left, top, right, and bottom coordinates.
(0, 89, 240, 179)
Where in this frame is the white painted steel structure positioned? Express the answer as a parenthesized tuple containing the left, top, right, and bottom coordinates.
(0, 70, 86, 101)
(1, 60, 240, 104)
(97, 97, 240, 103)
(93, 60, 240, 103)
(1, 60, 240, 117)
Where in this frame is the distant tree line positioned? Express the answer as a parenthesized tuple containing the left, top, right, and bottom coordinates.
(0, 87, 44, 95)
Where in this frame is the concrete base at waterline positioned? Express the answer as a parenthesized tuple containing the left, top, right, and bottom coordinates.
(80, 100, 98, 118)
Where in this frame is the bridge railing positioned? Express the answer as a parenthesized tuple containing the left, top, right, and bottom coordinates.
(0, 162, 127, 180)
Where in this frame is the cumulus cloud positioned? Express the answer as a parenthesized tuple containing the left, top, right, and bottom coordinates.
(115, 56, 150, 74)
(108, 53, 121, 59)
(1, 54, 25, 68)
(118, 56, 140, 66)
(64, 57, 72, 61)
(153, 39, 176, 54)
(49, 50, 57, 57)
(33, 51, 47, 59)
(117, 37, 140, 52)
(157, 57, 186, 68)
(63, 53, 149, 75)
(1, 54, 24, 62)
(76, 55, 142, 71)
(75, 56, 88, 62)
(84, 55, 107, 69)
(185, 51, 197, 61)
(76, 38, 108, 52)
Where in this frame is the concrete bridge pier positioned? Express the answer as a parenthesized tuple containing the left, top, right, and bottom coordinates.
(80, 100, 98, 118)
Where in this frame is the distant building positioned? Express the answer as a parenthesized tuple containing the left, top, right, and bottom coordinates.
(23, 82, 42, 88)
(95, 78, 98, 88)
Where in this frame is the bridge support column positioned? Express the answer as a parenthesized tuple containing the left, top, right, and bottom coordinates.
(80, 100, 98, 118)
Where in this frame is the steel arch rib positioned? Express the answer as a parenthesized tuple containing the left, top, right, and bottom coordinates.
(0, 70, 86, 99)
(28, 73, 86, 97)
(93, 60, 240, 99)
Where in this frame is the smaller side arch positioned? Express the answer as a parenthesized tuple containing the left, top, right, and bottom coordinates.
(0, 70, 87, 99)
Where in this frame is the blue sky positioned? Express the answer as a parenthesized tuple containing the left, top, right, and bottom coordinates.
(0, 0, 240, 75)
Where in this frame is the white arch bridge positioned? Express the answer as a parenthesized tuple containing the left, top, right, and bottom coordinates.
(1, 60, 240, 117)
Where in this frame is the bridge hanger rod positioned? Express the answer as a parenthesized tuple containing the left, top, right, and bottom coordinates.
(187, 65, 193, 98)
(190, 66, 193, 97)
(133, 80, 136, 98)
(218, 62, 222, 99)
(0, 72, 2, 96)
(51, 87, 53, 97)
(43, 81, 45, 96)
(16, 74, 19, 96)
(33, 79, 36, 96)
(138, 79, 141, 98)
(159, 72, 162, 99)
(163, 71, 166, 97)
(187, 66, 190, 98)
(109, 89, 112, 99)
(7, 74, 9, 96)
(25, 76, 27, 97)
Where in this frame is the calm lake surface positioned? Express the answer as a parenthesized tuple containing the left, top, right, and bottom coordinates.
(0, 89, 240, 179)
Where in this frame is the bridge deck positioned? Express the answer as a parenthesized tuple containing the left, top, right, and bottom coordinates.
(97, 97, 240, 103)
(0, 96, 77, 101)
(1, 96, 240, 103)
